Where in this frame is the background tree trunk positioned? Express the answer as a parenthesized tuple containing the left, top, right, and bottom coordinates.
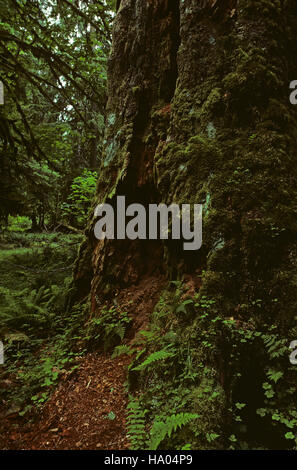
(72, 0, 297, 448)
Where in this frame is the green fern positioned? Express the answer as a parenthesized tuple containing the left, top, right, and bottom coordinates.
(112, 345, 133, 358)
(127, 396, 148, 450)
(132, 347, 176, 371)
(0, 285, 59, 333)
(90, 306, 131, 351)
(114, 323, 126, 341)
(149, 413, 199, 450)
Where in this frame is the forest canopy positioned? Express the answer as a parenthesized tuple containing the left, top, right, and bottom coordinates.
(0, 0, 115, 229)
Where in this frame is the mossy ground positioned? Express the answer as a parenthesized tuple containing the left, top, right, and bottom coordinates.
(0, 232, 86, 415)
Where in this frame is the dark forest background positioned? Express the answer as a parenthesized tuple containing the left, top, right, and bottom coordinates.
(0, 0, 115, 231)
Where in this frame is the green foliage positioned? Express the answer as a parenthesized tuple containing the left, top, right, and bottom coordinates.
(2, 329, 83, 414)
(126, 280, 297, 450)
(0, 0, 113, 226)
(127, 396, 148, 450)
(111, 345, 134, 359)
(107, 411, 116, 421)
(61, 169, 98, 227)
(126, 285, 221, 450)
(132, 347, 176, 372)
(0, 232, 82, 336)
(149, 413, 199, 450)
(87, 304, 132, 352)
(0, 232, 86, 414)
(0, 284, 64, 334)
(7, 216, 31, 232)
(127, 392, 199, 451)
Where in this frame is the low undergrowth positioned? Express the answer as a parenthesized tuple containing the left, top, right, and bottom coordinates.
(0, 232, 87, 417)
(126, 280, 297, 450)
(86, 303, 132, 353)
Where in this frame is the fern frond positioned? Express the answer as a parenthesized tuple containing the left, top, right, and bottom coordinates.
(127, 396, 148, 450)
(149, 413, 199, 450)
(112, 345, 133, 358)
(132, 348, 176, 372)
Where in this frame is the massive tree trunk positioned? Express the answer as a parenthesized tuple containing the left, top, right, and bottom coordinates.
(73, 0, 297, 449)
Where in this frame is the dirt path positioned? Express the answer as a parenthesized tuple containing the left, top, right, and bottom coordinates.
(1, 352, 131, 450)
(0, 275, 164, 450)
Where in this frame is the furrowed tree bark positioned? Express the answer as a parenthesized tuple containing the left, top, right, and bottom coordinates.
(72, 0, 297, 448)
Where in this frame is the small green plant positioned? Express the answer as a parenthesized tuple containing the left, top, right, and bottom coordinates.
(132, 347, 176, 372)
(127, 396, 148, 450)
(149, 413, 199, 450)
(107, 411, 116, 420)
(112, 344, 134, 358)
(88, 304, 132, 351)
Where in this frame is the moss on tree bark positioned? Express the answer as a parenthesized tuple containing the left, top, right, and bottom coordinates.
(72, 0, 297, 449)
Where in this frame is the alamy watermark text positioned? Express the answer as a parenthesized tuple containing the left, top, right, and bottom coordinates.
(94, 196, 202, 251)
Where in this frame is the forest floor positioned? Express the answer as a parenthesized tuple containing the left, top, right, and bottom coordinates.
(0, 352, 131, 450)
(0, 233, 164, 450)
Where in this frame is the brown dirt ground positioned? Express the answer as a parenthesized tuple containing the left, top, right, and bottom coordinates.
(0, 275, 165, 450)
